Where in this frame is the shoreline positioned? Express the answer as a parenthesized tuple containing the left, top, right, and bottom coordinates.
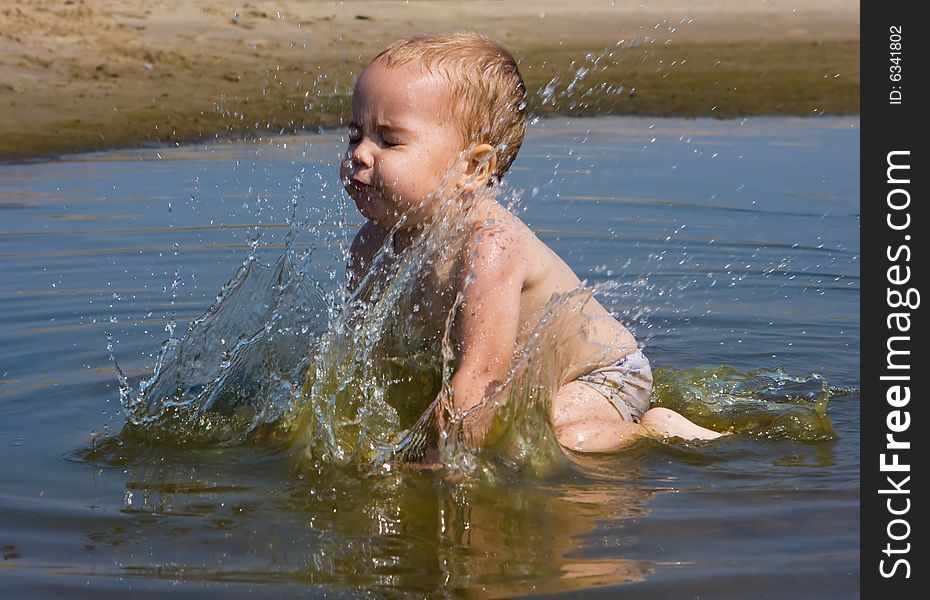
(1, 1, 859, 162)
(12, 113, 861, 169)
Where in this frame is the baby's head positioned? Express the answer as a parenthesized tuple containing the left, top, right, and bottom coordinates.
(341, 31, 526, 229)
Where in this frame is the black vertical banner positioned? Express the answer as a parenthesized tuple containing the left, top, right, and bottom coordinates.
(861, 2, 925, 596)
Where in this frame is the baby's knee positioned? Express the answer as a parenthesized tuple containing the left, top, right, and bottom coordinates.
(554, 421, 589, 452)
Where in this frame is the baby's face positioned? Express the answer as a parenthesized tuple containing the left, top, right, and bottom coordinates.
(341, 59, 466, 230)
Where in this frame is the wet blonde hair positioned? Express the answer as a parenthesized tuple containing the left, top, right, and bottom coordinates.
(374, 31, 527, 180)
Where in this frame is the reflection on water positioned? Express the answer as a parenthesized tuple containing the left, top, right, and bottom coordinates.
(0, 116, 859, 598)
(78, 444, 656, 595)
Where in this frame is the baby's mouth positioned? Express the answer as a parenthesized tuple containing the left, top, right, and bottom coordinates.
(344, 171, 374, 192)
(347, 179, 376, 203)
(346, 179, 379, 218)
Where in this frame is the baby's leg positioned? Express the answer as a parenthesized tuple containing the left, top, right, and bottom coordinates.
(552, 382, 724, 453)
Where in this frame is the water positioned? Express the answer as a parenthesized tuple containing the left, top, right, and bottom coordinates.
(0, 116, 859, 597)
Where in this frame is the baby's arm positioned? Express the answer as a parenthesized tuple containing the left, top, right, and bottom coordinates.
(445, 229, 525, 447)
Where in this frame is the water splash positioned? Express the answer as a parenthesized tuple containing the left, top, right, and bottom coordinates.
(535, 40, 648, 115)
(110, 183, 839, 474)
(289, 190, 581, 476)
(114, 249, 329, 444)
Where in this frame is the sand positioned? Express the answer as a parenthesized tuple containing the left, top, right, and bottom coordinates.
(0, 0, 859, 161)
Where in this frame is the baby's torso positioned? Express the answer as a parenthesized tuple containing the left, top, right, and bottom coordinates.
(407, 204, 639, 384)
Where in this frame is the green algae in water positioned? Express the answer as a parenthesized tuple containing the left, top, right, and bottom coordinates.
(651, 365, 838, 442)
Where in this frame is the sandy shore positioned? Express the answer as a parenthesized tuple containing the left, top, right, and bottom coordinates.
(0, 0, 859, 161)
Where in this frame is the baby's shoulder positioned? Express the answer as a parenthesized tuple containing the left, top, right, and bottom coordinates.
(464, 210, 534, 262)
(456, 209, 548, 288)
(469, 205, 538, 251)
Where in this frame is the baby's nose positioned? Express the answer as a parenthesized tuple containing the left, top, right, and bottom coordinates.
(349, 140, 374, 169)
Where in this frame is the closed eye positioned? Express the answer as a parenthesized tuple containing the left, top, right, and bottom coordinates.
(378, 126, 408, 148)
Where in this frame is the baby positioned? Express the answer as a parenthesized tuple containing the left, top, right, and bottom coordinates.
(340, 31, 723, 459)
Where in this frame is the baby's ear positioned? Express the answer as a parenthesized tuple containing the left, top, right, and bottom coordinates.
(460, 144, 497, 192)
